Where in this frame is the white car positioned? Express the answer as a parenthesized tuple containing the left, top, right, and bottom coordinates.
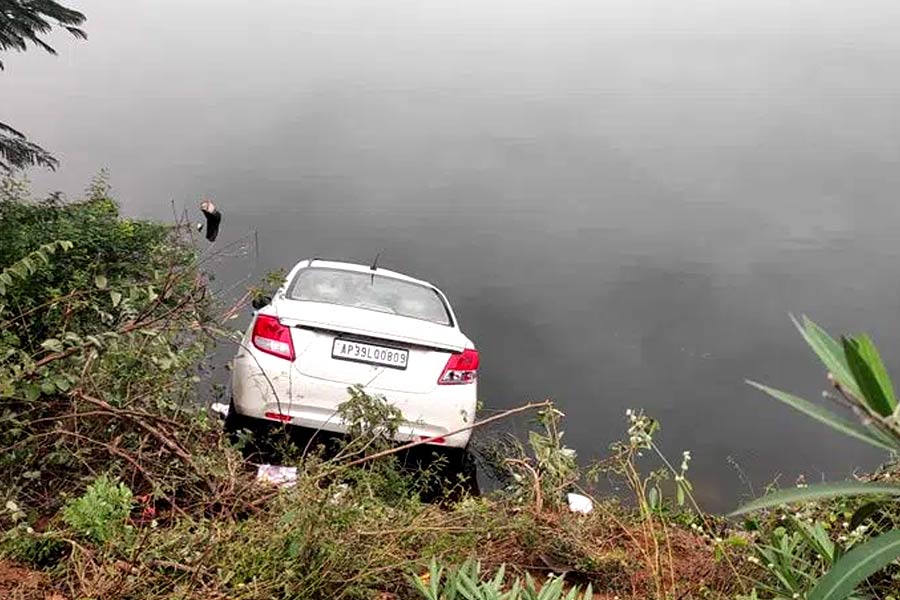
(230, 259, 479, 451)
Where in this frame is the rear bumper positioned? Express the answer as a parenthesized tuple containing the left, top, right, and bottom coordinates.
(231, 349, 476, 449)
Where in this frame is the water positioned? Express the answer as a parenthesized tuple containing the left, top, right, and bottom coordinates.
(5, 0, 900, 511)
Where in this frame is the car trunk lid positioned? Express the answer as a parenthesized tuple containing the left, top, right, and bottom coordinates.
(275, 299, 467, 352)
(275, 299, 468, 393)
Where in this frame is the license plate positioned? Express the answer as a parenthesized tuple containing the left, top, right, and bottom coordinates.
(331, 339, 409, 369)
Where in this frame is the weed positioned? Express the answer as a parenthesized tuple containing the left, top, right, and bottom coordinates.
(411, 557, 594, 600)
(61, 475, 133, 545)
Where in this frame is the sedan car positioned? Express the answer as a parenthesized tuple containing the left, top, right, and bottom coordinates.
(230, 259, 479, 452)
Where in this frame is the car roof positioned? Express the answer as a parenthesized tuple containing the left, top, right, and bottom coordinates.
(293, 259, 438, 289)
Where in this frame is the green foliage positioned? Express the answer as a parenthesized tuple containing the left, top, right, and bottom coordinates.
(751, 315, 900, 451)
(1, 1, 87, 170)
(497, 406, 580, 511)
(0, 238, 72, 295)
(528, 407, 579, 502)
(592, 409, 696, 517)
(732, 482, 900, 516)
(741, 316, 900, 599)
(0, 174, 230, 529)
(746, 381, 894, 452)
(0, 122, 58, 172)
(62, 474, 133, 544)
(338, 384, 402, 447)
(0, 0, 86, 68)
(842, 334, 896, 417)
(810, 530, 900, 600)
(411, 558, 594, 600)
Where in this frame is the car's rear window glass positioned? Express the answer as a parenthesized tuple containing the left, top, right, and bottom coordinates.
(287, 268, 452, 326)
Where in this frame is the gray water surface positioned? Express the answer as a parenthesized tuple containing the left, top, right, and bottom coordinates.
(5, 0, 900, 510)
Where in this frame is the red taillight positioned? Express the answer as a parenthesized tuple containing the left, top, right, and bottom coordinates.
(252, 314, 295, 361)
(419, 435, 446, 444)
(438, 348, 479, 385)
(264, 412, 293, 423)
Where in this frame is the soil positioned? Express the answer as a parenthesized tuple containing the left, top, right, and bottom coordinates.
(0, 560, 65, 600)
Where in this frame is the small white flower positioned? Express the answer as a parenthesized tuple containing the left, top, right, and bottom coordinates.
(4, 500, 18, 513)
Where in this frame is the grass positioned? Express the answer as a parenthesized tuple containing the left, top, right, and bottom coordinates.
(0, 396, 755, 600)
(1, 464, 747, 599)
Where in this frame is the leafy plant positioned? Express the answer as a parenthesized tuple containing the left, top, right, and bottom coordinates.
(0, 239, 72, 295)
(411, 557, 593, 600)
(62, 474, 133, 544)
(498, 406, 580, 513)
(1, 0, 88, 170)
(338, 384, 403, 448)
(736, 316, 900, 600)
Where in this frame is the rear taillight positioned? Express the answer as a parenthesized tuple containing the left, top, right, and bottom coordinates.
(264, 412, 293, 422)
(252, 314, 295, 361)
(438, 348, 479, 385)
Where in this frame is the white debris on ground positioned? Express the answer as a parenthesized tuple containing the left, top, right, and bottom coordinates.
(210, 402, 230, 418)
(256, 464, 298, 488)
(566, 492, 593, 514)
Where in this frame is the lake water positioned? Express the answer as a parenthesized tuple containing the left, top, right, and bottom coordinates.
(5, 0, 900, 511)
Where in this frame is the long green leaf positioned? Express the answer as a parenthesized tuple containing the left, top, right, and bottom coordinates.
(849, 502, 884, 531)
(843, 335, 896, 417)
(731, 481, 900, 516)
(808, 530, 900, 600)
(794, 315, 861, 399)
(747, 381, 895, 452)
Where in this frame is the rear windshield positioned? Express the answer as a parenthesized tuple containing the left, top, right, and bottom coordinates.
(287, 268, 452, 326)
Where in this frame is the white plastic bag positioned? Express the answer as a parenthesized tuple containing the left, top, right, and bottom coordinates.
(566, 492, 593, 514)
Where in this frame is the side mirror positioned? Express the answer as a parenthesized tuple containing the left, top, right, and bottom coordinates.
(251, 295, 272, 310)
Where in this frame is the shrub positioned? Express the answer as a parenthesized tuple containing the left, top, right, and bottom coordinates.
(62, 475, 133, 544)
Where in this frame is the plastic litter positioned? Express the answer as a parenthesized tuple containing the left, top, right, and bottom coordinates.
(566, 492, 593, 514)
(210, 402, 230, 418)
(256, 464, 297, 488)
